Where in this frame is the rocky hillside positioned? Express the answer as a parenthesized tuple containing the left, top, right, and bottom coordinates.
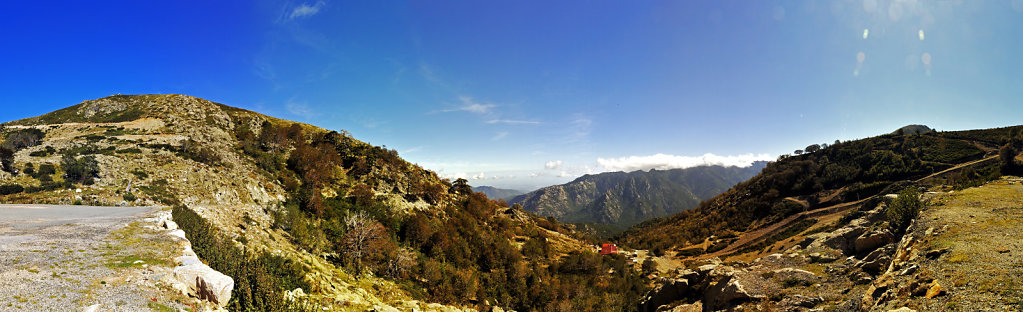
(636, 177, 1023, 311)
(510, 163, 766, 227)
(0, 94, 650, 311)
(622, 125, 1023, 254)
(472, 185, 525, 201)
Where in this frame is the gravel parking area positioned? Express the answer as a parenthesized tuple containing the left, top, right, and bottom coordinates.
(0, 205, 192, 311)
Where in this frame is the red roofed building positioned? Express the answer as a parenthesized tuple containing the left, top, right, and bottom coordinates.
(599, 243, 618, 255)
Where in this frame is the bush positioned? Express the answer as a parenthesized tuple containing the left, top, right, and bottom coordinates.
(116, 148, 142, 154)
(122, 192, 136, 202)
(2, 128, 45, 151)
(0, 184, 24, 195)
(61, 154, 99, 185)
(887, 188, 921, 233)
(37, 163, 56, 175)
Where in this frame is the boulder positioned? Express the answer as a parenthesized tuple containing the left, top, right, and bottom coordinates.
(925, 281, 945, 298)
(888, 308, 916, 312)
(808, 252, 838, 263)
(667, 301, 702, 312)
(773, 268, 818, 287)
(781, 295, 823, 308)
(638, 278, 693, 312)
(703, 270, 768, 310)
(854, 227, 893, 254)
(808, 225, 866, 255)
(173, 263, 234, 306)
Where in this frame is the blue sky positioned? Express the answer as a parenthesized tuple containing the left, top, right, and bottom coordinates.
(2, 1, 1023, 190)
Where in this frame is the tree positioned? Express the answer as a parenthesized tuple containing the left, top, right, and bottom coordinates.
(450, 178, 471, 195)
(641, 257, 658, 275)
(1, 128, 44, 151)
(61, 154, 99, 185)
(1000, 143, 1018, 175)
(793, 149, 803, 155)
(340, 211, 387, 273)
(0, 147, 14, 173)
(805, 144, 821, 154)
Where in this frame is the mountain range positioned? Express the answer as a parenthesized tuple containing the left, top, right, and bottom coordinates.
(471, 185, 525, 201)
(510, 162, 767, 228)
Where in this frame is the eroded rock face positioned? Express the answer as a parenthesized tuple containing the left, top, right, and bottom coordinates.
(173, 263, 234, 306)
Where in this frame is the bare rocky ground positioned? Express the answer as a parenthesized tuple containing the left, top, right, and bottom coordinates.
(0, 205, 198, 312)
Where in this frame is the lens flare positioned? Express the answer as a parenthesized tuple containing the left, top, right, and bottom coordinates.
(863, 29, 869, 39)
(919, 30, 925, 40)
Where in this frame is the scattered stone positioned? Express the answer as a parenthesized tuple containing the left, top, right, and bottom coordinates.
(667, 301, 702, 312)
(925, 280, 946, 298)
(782, 294, 823, 308)
(852, 271, 873, 285)
(773, 268, 817, 287)
(84, 304, 101, 312)
(887, 307, 916, 312)
(809, 252, 838, 263)
(898, 264, 918, 276)
(996, 247, 1010, 254)
(925, 248, 948, 259)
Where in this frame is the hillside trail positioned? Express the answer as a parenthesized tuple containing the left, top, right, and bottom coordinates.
(696, 155, 998, 260)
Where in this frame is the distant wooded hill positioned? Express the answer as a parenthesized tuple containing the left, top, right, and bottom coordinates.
(472, 185, 525, 201)
(510, 162, 767, 229)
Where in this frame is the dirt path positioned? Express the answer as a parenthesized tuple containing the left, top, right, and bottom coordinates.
(0, 205, 192, 311)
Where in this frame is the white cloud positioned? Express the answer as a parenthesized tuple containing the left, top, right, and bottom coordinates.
(471, 172, 486, 180)
(286, 101, 315, 119)
(440, 96, 495, 114)
(544, 160, 563, 170)
(597, 153, 772, 172)
(487, 119, 540, 125)
(557, 171, 571, 177)
(491, 131, 509, 141)
(289, 1, 326, 20)
(402, 146, 423, 154)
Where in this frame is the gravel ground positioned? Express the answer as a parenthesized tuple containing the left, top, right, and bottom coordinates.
(0, 204, 193, 311)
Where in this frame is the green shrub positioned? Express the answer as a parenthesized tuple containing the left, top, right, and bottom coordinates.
(122, 192, 136, 202)
(61, 154, 99, 185)
(0, 184, 24, 195)
(115, 148, 142, 154)
(37, 163, 56, 175)
(887, 188, 921, 233)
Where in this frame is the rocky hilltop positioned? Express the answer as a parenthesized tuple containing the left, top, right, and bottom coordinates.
(511, 163, 766, 227)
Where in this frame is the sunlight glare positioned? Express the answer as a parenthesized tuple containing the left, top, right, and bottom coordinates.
(919, 30, 925, 40)
(863, 29, 869, 39)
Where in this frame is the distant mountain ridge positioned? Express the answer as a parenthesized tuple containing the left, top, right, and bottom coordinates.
(472, 185, 525, 201)
(510, 162, 767, 227)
